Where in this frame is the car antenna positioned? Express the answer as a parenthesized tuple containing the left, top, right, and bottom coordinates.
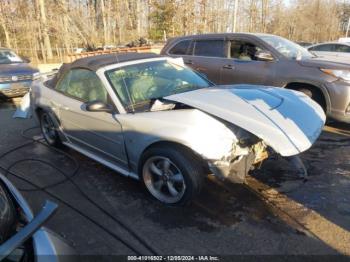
(115, 53, 135, 113)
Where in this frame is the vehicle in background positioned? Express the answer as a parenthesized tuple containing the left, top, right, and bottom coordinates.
(307, 42, 350, 59)
(296, 41, 313, 48)
(126, 37, 149, 48)
(31, 53, 325, 205)
(161, 33, 350, 123)
(0, 173, 76, 261)
(0, 48, 38, 98)
(95, 45, 117, 51)
(73, 47, 87, 54)
(339, 37, 350, 43)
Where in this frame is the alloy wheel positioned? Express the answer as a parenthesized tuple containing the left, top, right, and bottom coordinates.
(143, 156, 186, 204)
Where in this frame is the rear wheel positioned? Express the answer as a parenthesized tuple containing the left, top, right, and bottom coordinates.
(39, 111, 62, 147)
(140, 145, 204, 206)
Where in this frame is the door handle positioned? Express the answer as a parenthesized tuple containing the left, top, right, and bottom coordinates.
(223, 64, 234, 69)
(62, 106, 70, 111)
(184, 60, 194, 65)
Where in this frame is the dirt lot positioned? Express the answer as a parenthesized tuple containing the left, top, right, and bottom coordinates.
(0, 98, 349, 258)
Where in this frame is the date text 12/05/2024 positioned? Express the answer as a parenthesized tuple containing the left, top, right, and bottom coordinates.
(127, 256, 220, 261)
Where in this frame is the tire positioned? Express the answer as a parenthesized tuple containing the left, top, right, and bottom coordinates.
(296, 87, 326, 113)
(140, 145, 204, 206)
(39, 111, 62, 147)
(0, 184, 17, 244)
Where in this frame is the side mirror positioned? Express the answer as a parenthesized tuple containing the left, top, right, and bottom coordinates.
(84, 100, 113, 113)
(255, 50, 274, 61)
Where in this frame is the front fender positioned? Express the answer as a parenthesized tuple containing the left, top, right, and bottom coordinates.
(117, 109, 238, 173)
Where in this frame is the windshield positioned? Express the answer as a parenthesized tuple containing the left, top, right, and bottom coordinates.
(0, 50, 24, 64)
(106, 59, 211, 112)
(258, 35, 315, 60)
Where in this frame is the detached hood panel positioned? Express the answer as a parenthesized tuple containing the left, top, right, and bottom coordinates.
(166, 85, 325, 156)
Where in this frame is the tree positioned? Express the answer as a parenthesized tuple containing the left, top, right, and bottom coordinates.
(37, 0, 53, 60)
(149, 0, 177, 40)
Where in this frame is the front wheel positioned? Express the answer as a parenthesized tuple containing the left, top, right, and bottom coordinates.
(295, 87, 326, 113)
(140, 145, 204, 206)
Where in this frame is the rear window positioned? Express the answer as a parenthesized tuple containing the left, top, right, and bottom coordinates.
(169, 40, 191, 55)
(334, 45, 350, 53)
(194, 40, 225, 57)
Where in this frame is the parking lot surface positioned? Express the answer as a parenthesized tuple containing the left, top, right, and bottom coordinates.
(0, 99, 349, 257)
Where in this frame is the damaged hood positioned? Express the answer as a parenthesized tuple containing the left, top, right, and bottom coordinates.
(165, 85, 325, 156)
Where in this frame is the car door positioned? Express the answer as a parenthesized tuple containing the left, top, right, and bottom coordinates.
(186, 39, 228, 84)
(219, 38, 277, 85)
(52, 68, 128, 168)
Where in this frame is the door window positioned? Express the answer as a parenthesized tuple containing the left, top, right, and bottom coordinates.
(55, 71, 71, 93)
(56, 69, 108, 103)
(230, 40, 262, 61)
(309, 44, 335, 52)
(193, 40, 225, 57)
(169, 40, 191, 55)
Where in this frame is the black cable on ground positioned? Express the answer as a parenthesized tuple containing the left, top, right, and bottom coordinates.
(4, 158, 78, 191)
(0, 131, 79, 192)
(0, 126, 159, 255)
(0, 163, 142, 255)
(26, 127, 159, 255)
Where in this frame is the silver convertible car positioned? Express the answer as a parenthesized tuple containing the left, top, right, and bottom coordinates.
(31, 53, 325, 205)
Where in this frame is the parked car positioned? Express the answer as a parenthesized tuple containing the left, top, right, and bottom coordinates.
(0, 48, 38, 98)
(73, 47, 87, 54)
(161, 33, 350, 123)
(0, 173, 76, 261)
(307, 42, 350, 60)
(30, 53, 325, 205)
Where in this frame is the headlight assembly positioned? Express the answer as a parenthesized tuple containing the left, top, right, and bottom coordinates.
(32, 72, 41, 80)
(321, 69, 350, 82)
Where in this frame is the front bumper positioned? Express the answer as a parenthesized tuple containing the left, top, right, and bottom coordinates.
(0, 81, 32, 98)
(208, 142, 268, 184)
(325, 80, 350, 123)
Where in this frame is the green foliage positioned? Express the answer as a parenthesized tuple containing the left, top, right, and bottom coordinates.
(149, 0, 177, 40)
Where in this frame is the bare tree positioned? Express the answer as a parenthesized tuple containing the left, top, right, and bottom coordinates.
(37, 0, 53, 60)
(0, 0, 346, 62)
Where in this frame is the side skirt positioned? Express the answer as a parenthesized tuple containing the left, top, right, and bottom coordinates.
(62, 142, 139, 180)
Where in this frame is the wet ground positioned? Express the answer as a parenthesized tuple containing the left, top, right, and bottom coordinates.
(0, 98, 349, 257)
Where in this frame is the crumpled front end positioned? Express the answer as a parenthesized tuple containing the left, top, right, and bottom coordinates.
(208, 140, 268, 183)
(166, 85, 326, 157)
